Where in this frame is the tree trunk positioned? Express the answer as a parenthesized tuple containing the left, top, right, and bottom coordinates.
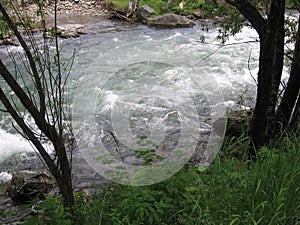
(250, 0, 285, 156)
(164, 0, 172, 12)
(126, 0, 140, 17)
(225, 0, 286, 159)
(0, 1, 74, 208)
(56, 156, 74, 208)
(0, 86, 74, 208)
(54, 137, 75, 208)
(268, 0, 285, 117)
(226, 0, 285, 158)
(276, 14, 300, 129)
(249, 36, 274, 156)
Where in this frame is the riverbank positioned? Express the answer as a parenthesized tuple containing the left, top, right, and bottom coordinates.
(1, 0, 216, 44)
(1, 1, 299, 224)
(1, 133, 299, 224)
(20, 0, 108, 23)
(0, 0, 239, 44)
(0, 0, 109, 44)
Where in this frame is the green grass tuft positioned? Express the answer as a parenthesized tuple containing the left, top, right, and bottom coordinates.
(22, 134, 300, 224)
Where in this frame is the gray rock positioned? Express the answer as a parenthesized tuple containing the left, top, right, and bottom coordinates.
(193, 11, 203, 19)
(7, 172, 55, 203)
(137, 5, 156, 20)
(226, 109, 253, 137)
(146, 13, 195, 28)
(55, 24, 86, 38)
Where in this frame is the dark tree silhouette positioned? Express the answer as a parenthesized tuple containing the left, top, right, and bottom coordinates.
(225, 0, 300, 157)
(0, 1, 74, 208)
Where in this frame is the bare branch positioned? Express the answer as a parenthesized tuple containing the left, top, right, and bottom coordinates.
(0, 0, 74, 207)
(0, 59, 55, 140)
(247, 48, 257, 85)
(0, 87, 59, 178)
(225, 0, 266, 36)
(0, 2, 46, 116)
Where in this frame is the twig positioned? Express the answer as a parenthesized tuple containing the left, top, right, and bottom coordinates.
(247, 48, 258, 85)
(111, 10, 132, 21)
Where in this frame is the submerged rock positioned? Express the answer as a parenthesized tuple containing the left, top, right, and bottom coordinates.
(146, 13, 195, 28)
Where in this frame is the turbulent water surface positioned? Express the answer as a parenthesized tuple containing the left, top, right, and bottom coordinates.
(0, 19, 270, 186)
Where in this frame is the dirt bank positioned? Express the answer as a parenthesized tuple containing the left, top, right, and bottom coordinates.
(25, 0, 109, 26)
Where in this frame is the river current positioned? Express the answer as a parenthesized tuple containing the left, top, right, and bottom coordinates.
(0, 18, 281, 185)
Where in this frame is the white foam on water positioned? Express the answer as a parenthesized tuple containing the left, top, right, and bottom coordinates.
(0, 129, 34, 163)
(0, 171, 12, 183)
(0, 21, 294, 179)
(101, 91, 119, 111)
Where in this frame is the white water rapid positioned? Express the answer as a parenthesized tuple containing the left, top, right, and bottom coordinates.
(0, 19, 287, 184)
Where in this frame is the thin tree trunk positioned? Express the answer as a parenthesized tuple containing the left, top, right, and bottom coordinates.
(0, 78, 74, 208)
(126, 0, 134, 17)
(164, 0, 172, 12)
(0, 1, 74, 208)
(56, 145, 74, 208)
(126, 0, 140, 17)
(276, 14, 300, 129)
(268, 0, 285, 117)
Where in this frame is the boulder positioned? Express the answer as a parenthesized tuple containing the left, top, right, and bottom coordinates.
(146, 13, 195, 28)
(47, 24, 86, 38)
(137, 5, 156, 20)
(193, 11, 203, 19)
(57, 24, 86, 38)
(226, 109, 253, 137)
(7, 172, 55, 203)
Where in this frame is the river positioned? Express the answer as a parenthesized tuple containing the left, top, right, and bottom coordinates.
(0, 18, 275, 186)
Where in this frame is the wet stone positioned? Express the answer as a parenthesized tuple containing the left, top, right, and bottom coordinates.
(7, 173, 55, 203)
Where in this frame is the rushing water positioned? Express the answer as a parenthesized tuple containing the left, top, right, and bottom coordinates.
(0, 19, 269, 185)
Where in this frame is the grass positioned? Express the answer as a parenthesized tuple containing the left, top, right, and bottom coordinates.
(105, 0, 168, 14)
(105, 0, 213, 15)
(106, 0, 130, 11)
(19, 132, 300, 224)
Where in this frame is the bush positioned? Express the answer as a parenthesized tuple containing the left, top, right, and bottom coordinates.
(23, 134, 300, 224)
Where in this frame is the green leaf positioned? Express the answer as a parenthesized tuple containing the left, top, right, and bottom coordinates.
(198, 164, 207, 172)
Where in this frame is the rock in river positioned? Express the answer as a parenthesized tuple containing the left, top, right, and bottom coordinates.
(47, 24, 86, 38)
(146, 13, 195, 28)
